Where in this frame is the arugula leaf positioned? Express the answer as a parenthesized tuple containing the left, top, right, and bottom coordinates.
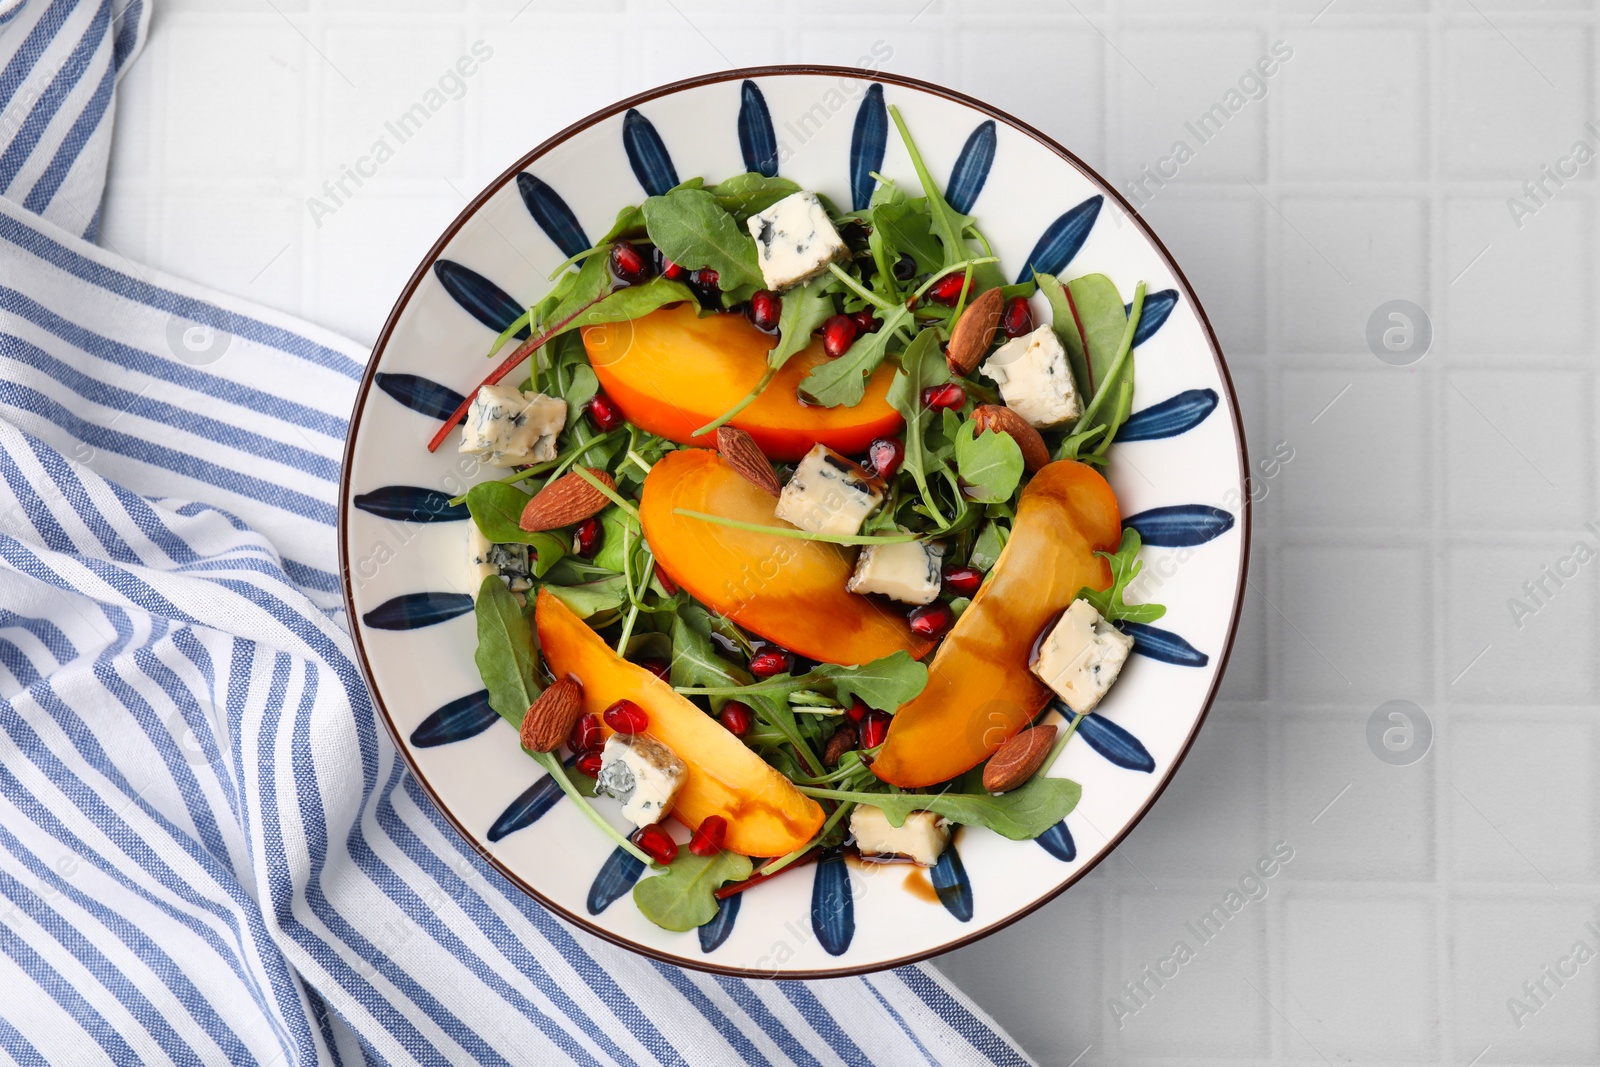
(473, 577, 539, 725)
(544, 575, 630, 618)
(632, 849, 752, 931)
(564, 276, 699, 334)
(884, 328, 951, 525)
(954, 421, 1024, 504)
(810, 651, 928, 711)
(804, 773, 1083, 840)
(707, 172, 801, 220)
(669, 604, 752, 711)
(970, 520, 1009, 572)
(1075, 528, 1166, 624)
(799, 302, 911, 408)
(465, 483, 569, 577)
(641, 188, 764, 300)
(767, 276, 834, 369)
(887, 105, 974, 274)
(872, 197, 942, 276)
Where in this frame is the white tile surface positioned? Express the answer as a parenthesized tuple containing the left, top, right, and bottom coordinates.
(96, 2, 1600, 1064)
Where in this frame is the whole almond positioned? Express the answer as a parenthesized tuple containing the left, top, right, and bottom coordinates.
(520, 676, 584, 753)
(716, 426, 780, 496)
(945, 286, 1004, 376)
(519, 467, 616, 531)
(983, 723, 1058, 793)
(972, 404, 1050, 472)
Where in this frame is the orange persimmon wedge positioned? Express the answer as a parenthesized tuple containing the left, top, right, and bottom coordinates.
(535, 588, 824, 857)
(582, 302, 903, 461)
(870, 461, 1123, 788)
(639, 448, 936, 666)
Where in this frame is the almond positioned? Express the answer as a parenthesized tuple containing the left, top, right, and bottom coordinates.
(519, 467, 616, 531)
(983, 723, 1058, 793)
(823, 722, 859, 767)
(717, 426, 781, 496)
(945, 286, 1004, 376)
(972, 404, 1051, 472)
(520, 676, 584, 753)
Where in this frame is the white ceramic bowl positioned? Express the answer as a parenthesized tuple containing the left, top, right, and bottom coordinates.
(340, 66, 1250, 977)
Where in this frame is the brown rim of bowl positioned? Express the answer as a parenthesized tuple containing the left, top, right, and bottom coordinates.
(338, 63, 1252, 980)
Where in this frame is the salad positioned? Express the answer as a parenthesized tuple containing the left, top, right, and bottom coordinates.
(435, 107, 1165, 934)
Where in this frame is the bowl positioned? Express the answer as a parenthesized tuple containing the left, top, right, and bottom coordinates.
(340, 65, 1249, 977)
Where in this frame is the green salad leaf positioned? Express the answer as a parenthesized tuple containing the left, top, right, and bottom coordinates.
(641, 187, 764, 300)
(799, 302, 911, 408)
(473, 577, 539, 725)
(767, 275, 834, 368)
(465, 483, 568, 576)
(544, 575, 630, 619)
(669, 604, 752, 711)
(801, 773, 1083, 841)
(970, 519, 1009, 572)
(954, 421, 1024, 504)
(632, 849, 752, 931)
(674, 650, 928, 713)
(884, 328, 951, 524)
(1076, 528, 1166, 624)
(707, 172, 801, 220)
(1062, 274, 1126, 398)
(566, 275, 699, 334)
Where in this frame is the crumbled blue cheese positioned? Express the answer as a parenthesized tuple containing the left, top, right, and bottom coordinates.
(980, 323, 1081, 429)
(846, 536, 943, 605)
(850, 806, 949, 867)
(1030, 598, 1134, 714)
(459, 383, 567, 468)
(746, 191, 848, 291)
(468, 522, 532, 596)
(596, 733, 688, 828)
(774, 444, 883, 537)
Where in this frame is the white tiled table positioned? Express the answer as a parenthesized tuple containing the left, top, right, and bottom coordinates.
(102, 3, 1600, 1063)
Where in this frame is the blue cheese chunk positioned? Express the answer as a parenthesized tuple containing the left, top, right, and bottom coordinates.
(596, 733, 688, 828)
(774, 444, 883, 537)
(459, 383, 567, 468)
(980, 323, 1081, 429)
(850, 806, 949, 867)
(847, 536, 943, 605)
(746, 191, 848, 291)
(468, 523, 532, 596)
(1030, 598, 1134, 714)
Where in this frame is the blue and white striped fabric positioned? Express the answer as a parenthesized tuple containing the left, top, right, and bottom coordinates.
(0, 3, 1035, 1063)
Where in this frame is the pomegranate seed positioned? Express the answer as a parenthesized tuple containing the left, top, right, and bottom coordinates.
(927, 273, 968, 306)
(586, 392, 624, 433)
(821, 314, 858, 359)
(867, 436, 904, 480)
(859, 710, 891, 749)
(893, 253, 916, 281)
(575, 751, 603, 778)
(603, 699, 649, 734)
(845, 698, 868, 724)
(639, 658, 671, 681)
(748, 648, 794, 679)
(1002, 295, 1034, 338)
(850, 309, 878, 334)
(689, 815, 728, 857)
(568, 713, 603, 754)
(690, 268, 721, 309)
(692, 267, 719, 290)
(942, 565, 983, 597)
(720, 700, 754, 737)
(634, 824, 678, 865)
(609, 242, 653, 285)
(573, 517, 601, 558)
(749, 290, 781, 332)
(921, 383, 967, 412)
(659, 254, 687, 282)
(656, 568, 680, 596)
(908, 602, 955, 638)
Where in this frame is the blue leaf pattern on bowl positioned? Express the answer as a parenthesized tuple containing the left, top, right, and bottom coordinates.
(699, 891, 741, 953)
(374, 373, 465, 421)
(737, 80, 779, 178)
(1119, 388, 1218, 441)
(811, 850, 855, 956)
(486, 757, 579, 843)
(361, 592, 474, 631)
(1128, 288, 1179, 346)
(353, 485, 467, 524)
(1125, 504, 1236, 547)
(1073, 710, 1157, 773)
(1036, 821, 1077, 862)
(849, 83, 887, 211)
(588, 846, 646, 915)
(1016, 195, 1102, 283)
(516, 173, 591, 260)
(931, 846, 974, 922)
(1120, 622, 1210, 667)
(411, 690, 497, 749)
(433, 260, 529, 338)
(946, 120, 996, 215)
(623, 108, 679, 196)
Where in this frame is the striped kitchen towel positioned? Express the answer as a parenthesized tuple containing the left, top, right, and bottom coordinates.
(0, 2, 1035, 1063)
